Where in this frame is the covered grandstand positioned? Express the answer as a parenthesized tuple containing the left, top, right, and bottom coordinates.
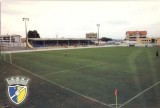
(28, 38, 96, 48)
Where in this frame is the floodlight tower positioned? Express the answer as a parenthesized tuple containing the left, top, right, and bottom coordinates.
(0, 41, 1, 55)
(97, 24, 100, 46)
(22, 18, 29, 48)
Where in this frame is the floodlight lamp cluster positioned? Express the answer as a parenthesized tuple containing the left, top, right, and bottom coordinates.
(22, 18, 29, 21)
(97, 24, 100, 27)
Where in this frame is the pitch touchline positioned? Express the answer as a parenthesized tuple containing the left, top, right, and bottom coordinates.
(2, 45, 115, 54)
(8, 62, 114, 108)
(41, 62, 107, 76)
(118, 80, 160, 108)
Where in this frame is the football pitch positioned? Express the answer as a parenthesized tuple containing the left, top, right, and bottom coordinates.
(1, 47, 160, 108)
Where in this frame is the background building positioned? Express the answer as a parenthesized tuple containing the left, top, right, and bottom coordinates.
(0, 34, 22, 46)
(124, 31, 160, 46)
(125, 31, 147, 41)
(86, 33, 97, 39)
(137, 37, 160, 45)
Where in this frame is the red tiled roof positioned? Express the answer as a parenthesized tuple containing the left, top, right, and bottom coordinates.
(126, 31, 147, 35)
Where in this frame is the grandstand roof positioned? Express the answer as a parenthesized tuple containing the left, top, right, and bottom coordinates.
(28, 38, 96, 41)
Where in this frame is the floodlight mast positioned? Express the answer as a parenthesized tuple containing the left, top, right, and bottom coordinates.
(0, 41, 1, 55)
(97, 24, 100, 46)
(22, 18, 29, 48)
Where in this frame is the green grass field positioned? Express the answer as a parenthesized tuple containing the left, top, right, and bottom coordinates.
(1, 47, 160, 108)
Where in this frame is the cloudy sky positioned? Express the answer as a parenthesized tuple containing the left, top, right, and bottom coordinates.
(1, 0, 160, 39)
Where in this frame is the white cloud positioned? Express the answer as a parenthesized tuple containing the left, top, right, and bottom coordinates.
(1, 1, 160, 39)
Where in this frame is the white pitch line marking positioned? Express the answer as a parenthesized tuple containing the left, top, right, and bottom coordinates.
(41, 62, 107, 76)
(118, 80, 160, 108)
(7, 62, 114, 108)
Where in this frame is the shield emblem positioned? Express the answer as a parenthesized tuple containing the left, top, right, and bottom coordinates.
(8, 84, 27, 104)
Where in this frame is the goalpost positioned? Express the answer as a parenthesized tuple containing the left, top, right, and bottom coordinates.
(2, 53, 12, 64)
(10, 53, 12, 64)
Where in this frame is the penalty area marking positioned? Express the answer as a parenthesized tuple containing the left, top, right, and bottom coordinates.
(7, 62, 114, 108)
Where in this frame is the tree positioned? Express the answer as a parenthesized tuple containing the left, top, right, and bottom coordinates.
(100, 37, 112, 42)
(27, 30, 40, 38)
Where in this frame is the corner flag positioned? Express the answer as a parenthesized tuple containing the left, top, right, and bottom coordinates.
(115, 89, 118, 108)
(114, 89, 118, 96)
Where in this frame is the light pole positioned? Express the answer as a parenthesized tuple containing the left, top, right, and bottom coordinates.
(0, 41, 1, 55)
(97, 24, 100, 46)
(22, 18, 29, 48)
